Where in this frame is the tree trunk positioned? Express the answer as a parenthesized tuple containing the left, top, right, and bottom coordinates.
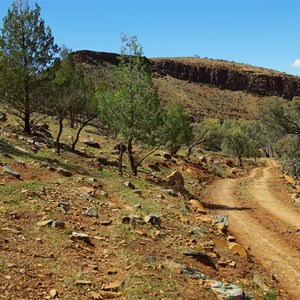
(56, 118, 63, 155)
(127, 138, 137, 176)
(24, 109, 31, 135)
(71, 112, 99, 151)
(118, 146, 124, 175)
(238, 155, 243, 168)
(71, 124, 84, 151)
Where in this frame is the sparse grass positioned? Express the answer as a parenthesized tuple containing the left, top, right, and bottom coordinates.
(264, 291, 277, 300)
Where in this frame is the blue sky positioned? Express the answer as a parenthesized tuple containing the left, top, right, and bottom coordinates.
(1, 0, 300, 76)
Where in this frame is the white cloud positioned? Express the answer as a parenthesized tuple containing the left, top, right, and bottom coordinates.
(292, 59, 300, 67)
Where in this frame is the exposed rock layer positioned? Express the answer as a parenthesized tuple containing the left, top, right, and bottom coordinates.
(73, 50, 300, 100)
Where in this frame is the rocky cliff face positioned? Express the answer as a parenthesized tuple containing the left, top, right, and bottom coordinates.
(73, 50, 300, 100)
(151, 59, 300, 100)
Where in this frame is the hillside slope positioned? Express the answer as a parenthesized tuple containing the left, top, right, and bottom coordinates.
(73, 50, 300, 120)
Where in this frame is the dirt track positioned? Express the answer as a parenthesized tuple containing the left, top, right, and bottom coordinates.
(204, 159, 300, 299)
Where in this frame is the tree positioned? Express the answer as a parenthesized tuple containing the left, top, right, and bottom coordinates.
(70, 76, 98, 151)
(160, 102, 193, 155)
(98, 34, 162, 175)
(259, 96, 300, 175)
(187, 118, 221, 157)
(0, 0, 59, 134)
(260, 96, 300, 138)
(49, 47, 92, 155)
(221, 119, 260, 168)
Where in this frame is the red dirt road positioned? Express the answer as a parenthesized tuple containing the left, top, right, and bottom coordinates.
(205, 159, 300, 299)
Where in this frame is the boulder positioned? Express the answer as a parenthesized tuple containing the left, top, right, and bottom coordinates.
(71, 232, 90, 243)
(189, 199, 206, 213)
(166, 170, 184, 188)
(213, 214, 229, 233)
(228, 242, 248, 258)
(57, 167, 73, 177)
(83, 138, 100, 149)
(144, 214, 161, 226)
(124, 181, 135, 189)
(209, 280, 252, 300)
(3, 167, 20, 179)
(86, 208, 98, 218)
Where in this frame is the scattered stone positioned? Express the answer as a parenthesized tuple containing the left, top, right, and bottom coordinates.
(183, 250, 215, 267)
(90, 291, 103, 300)
(122, 215, 135, 224)
(144, 214, 161, 226)
(80, 192, 94, 199)
(57, 167, 73, 177)
(212, 236, 228, 249)
(294, 198, 300, 203)
(51, 220, 65, 229)
(71, 232, 91, 243)
(103, 280, 124, 291)
(228, 242, 248, 258)
(162, 152, 172, 160)
(3, 167, 20, 179)
(49, 289, 58, 298)
(133, 204, 141, 209)
(284, 174, 296, 188)
(189, 199, 207, 213)
(15, 146, 30, 154)
(83, 138, 100, 148)
(227, 235, 237, 242)
(100, 191, 109, 197)
(40, 186, 46, 195)
(86, 208, 98, 218)
(180, 266, 208, 280)
(36, 220, 53, 227)
(58, 202, 69, 214)
(148, 163, 160, 172)
(209, 280, 251, 300)
(75, 280, 92, 286)
(229, 261, 236, 267)
(99, 291, 122, 298)
(133, 189, 142, 195)
(124, 181, 135, 189)
(162, 188, 178, 197)
(166, 170, 184, 187)
(213, 214, 229, 233)
(192, 227, 208, 235)
(198, 215, 213, 223)
(199, 156, 208, 165)
(1, 227, 21, 234)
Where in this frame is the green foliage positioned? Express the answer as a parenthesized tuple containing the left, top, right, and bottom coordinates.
(192, 118, 222, 152)
(221, 119, 260, 167)
(48, 46, 95, 154)
(160, 102, 193, 154)
(260, 96, 300, 175)
(0, 0, 59, 134)
(98, 34, 162, 175)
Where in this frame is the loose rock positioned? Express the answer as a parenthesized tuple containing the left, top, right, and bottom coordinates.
(83, 138, 100, 148)
(166, 170, 184, 187)
(144, 214, 161, 226)
(71, 232, 91, 243)
(86, 208, 98, 218)
(3, 167, 20, 179)
(124, 181, 135, 189)
(57, 167, 73, 177)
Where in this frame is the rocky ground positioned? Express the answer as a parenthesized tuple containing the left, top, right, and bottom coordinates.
(0, 114, 296, 299)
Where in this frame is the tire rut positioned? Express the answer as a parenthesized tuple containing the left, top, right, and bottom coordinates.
(205, 160, 300, 298)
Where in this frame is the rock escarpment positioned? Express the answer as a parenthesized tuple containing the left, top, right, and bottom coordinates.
(151, 58, 300, 100)
(73, 50, 300, 100)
